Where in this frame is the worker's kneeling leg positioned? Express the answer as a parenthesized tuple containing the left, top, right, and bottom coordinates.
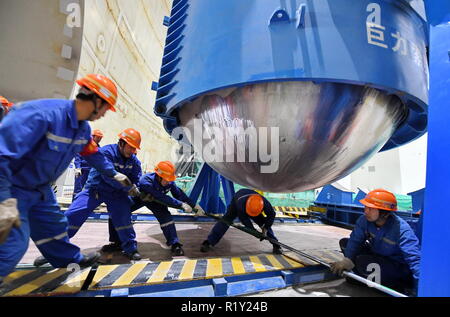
(107, 200, 137, 254)
(149, 203, 179, 246)
(29, 200, 83, 267)
(106, 197, 144, 244)
(65, 190, 102, 238)
(207, 221, 230, 246)
(354, 254, 412, 290)
(339, 238, 349, 253)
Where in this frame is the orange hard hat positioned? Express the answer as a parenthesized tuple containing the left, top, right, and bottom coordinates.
(155, 161, 176, 182)
(246, 194, 264, 217)
(76, 74, 118, 111)
(0, 96, 13, 107)
(92, 129, 104, 137)
(118, 128, 141, 150)
(360, 189, 397, 212)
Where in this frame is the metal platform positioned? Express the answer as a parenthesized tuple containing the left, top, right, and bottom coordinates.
(1, 249, 343, 297)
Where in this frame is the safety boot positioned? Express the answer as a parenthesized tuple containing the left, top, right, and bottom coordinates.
(272, 244, 283, 254)
(33, 255, 49, 267)
(125, 251, 142, 261)
(200, 240, 211, 253)
(171, 243, 185, 256)
(100, 242, 122, 253)
(78, 252, 101, 267)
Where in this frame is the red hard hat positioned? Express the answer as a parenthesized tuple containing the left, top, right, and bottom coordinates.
(246, 194, 264, 217)
(76, 74, 118, 111)
(360, 189, 397, 212)
(155, 161, 176, 182)
(118, 128, 141, 150)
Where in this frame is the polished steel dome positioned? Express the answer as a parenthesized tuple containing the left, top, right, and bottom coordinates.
(179, 81, 406, 192)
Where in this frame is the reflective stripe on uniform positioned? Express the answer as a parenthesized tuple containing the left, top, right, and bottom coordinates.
(35, 232, 69, 246)
(116, 225, 133, 231)
(47, 132, 88, 145)
(236, 194, 253, 203)
(113, 163, 133, 169)
(382, 237, 397, 245)
(160, 221, 175, 228)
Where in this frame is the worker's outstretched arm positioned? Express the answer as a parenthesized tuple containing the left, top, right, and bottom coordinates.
(74, 153, 83, 169)
(84, 145, 133, 189)
(170, 185, 195, 207)
(129, 158, 143, 185)
(170, 184, 207, 214)
(140, 178, 183, 208)
(262, 199, 276, 229)
(81, 140, 117, 179)
(0, 106, 48, 202)
(342, 215, 368, 261)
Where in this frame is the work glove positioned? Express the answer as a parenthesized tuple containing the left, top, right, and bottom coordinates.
(181, 203, 193, 213)
(128, 185, 141, 197)
(113, 172, 133, 187)
(194, 204, 206, 216)
(330, 257, 355, 276)
(0, 198, 22, 244)
(139, 192, 154, 203)
(74, 168, 82, 178)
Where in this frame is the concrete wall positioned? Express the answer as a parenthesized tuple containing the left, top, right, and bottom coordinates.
(0, 0, 84, 102)
(76, 0, 178, 173)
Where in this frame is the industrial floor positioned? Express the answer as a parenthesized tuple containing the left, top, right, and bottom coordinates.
(20, 221, 348, 264)
(9, 219, 384, 297)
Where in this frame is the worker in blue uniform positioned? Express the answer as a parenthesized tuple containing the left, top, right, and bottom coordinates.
(330, 189, 421, 295)
(102, 161, 205, 256)
(73, 129, 104, 199)
(0, 74, 133, 281)
(63, 128, 143, 261)
(200, 189, 283, 254)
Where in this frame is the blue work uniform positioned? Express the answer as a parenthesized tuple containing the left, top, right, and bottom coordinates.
(65, 144, 142, 254)
(108, 173, 196, 247)
(206, 189, 278, 246)
(341, 214, 421, 290)
(73, 141, 101, 197)
(73, 154, 90, 197)
(0, 99, 117, 278)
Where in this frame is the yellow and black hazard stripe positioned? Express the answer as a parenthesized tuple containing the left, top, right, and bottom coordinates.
(1, 249, 345, 297)
(274, 206, 308, 213)
(308, 206, 327, 213)
(0, 267, 92, 297)
(1, 254, 303, 297)
(88, 254, 304, 290)
(274, 206, 309, 218)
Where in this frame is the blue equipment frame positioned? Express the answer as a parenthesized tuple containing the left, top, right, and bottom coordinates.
(188, 163, 235, 215)
(419, 0, 450, 297)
